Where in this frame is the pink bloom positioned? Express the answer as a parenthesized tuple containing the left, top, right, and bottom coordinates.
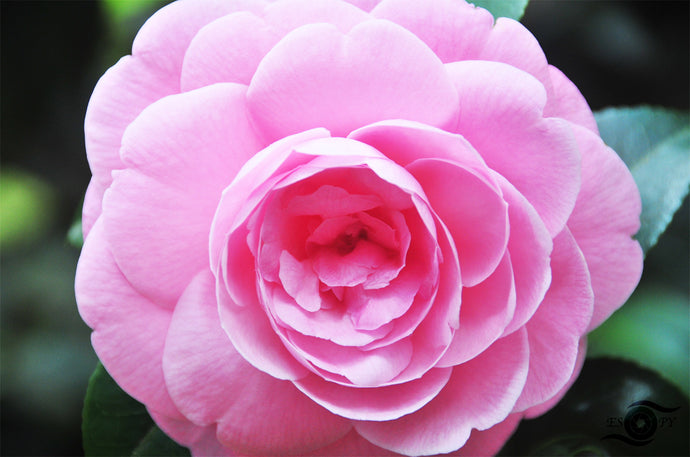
(76, 0, 643, 455)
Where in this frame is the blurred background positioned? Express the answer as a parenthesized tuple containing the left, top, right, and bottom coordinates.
(1, 1, 688, 455)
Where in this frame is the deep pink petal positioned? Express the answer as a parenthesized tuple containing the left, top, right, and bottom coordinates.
(247, 20, 458, 140)
(286, 331, 414, 387)
(447, 60, 580, 236)
(408, 158, 508, 286)
(279, 250, 321, 312)
(209, 128, 331, 273)
(295, 367, 452, 421)
(307, 429, 401, 456)
(355, 329, 529, 456)
(437, 253, 516, 367)
(514, 229, 593, 412)
(103, 84, 263, 307)
(496, 174, 553, 336)
(75, 219, 181, 419)
(148, 410, 208, 449)
(566, 124, 643, 330)
(544, 65, 598, 133)
(523, 337, 587, 419)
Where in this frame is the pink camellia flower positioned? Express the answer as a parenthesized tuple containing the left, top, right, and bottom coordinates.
(76, 0, 644, 455)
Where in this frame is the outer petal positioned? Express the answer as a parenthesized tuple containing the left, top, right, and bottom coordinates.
(247, 20, 459, 140)
(523, 337, 587, 419)
(456, 413, 522, 457)
(307, 429, 400, 456)
(75, 219, 181, 419)
(371, 0, 494, 63)
(513, 229, 593, 412)
(543, 65, 598, 133)
(102, 84, 263, 307)
(566, 124, 643, 330)
(163, 272, 352, 455)
(84, 0, 263, 215)
(82, 177, 107, 237)
(446, 60, 580, 236)
(355, 329, 529, 456)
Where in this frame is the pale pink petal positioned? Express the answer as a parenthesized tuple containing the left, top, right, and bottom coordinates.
(343, 0, 381, 12)
(437, 253, 515, 367)
(455, 413, 522, 457)
(355, 329, 529, 456)
(103, 84, 263, 307)
(131, 0, 266, 79)
(295, 367, 452, 421)
(566, 124, 643, 330)
(264, 0, 369, 35)
(371, 0, 494, 63)
(181, 12, 280, 90)
(81, 178, 107, 237)
(161, 273, 352, 455)
(480, 17, 552, 90)
(514, 229, 593, 412)
(217, 269, 310, 381)
(84, 56, 174, 191)
(408, 158, 508, 286)
(349, 120, 490, 177)
(247, 20, 458, 140)
(544, 65, 598, 133)
(75, 219, 181, 419)
(307, 429, 401, 456)
(523, 337, 587, 419)
(279, 250, 321, 312)
(495, 174, 553, 336)
(447, 60, 580, 236)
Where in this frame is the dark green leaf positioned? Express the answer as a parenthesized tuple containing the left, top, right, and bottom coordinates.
(82, 363, 189, 456)
(587, 286, 689, 396)
(133, 427, 191, 457)
(471, 0, 529, 21)
(595, 107, 690, 254)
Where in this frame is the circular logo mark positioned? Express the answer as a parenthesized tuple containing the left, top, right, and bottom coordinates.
(624, 405, 657, 441)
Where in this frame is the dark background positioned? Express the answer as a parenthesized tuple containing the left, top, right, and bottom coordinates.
(1, 1, 688, 455)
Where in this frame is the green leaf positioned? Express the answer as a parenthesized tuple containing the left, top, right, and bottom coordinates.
(595, 106, 690, 254)
(82, 363, 189, 456)
(471, 0, 529, 21)
(102, 0, 167, 23)
(133, 428, 191, 457)
(67, 218, 83, 249)
(587, 285, 689, 397)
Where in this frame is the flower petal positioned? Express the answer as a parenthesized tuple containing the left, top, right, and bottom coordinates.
(407, 158, 508, 286)
(355, 329, 529, 456)
(544, 65, 598, 133)
(103, 84, 263, 307)
(295, 367, 452, 421)
(566, 124, 643, 330)
(247, 19, 458, 140)
(75, 219, 181, 419)
(446, 60, 580, 236)
(514, 229, 593, 412)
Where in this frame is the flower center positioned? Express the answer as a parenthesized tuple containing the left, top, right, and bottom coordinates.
(335, 225, 368, 255)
